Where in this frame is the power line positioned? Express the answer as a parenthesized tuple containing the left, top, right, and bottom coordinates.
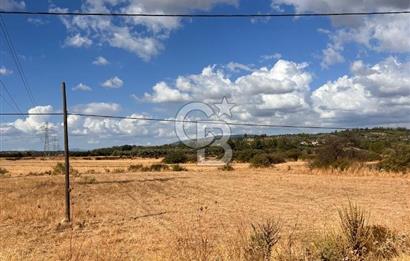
(0, 112, 408, 131)
(0, 79, 23, 113)
(0, 92, 14, 110)
(0, 15, 36, 106)
(1, 10, 410, 18)
(0, 111, 348, 129)
(71, 112, 350, 130)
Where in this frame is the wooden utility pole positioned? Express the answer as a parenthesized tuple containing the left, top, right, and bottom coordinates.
(62, 82, 71, 222)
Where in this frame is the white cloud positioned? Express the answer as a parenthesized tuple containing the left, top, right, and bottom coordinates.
(101, 76, 123, 88)
(72, 102, 121, 114)
(260, 53, 282, 61)
(226, 62, 253, 73)
(27, 17, 48, 26)
(144, 82, 191, 103)
(65, 34, 92, 48)
(52, 0, 238, 60)
(321, 45, 345, 68)
(0, 66, 12, 76)
(72, 83, 92, 91)
(92, 56, 109, 66)
(313, 57, 410, 124)
(271, 1, 410, 66)
(0, 0, 25, 11)
(143, 60, 313, 124)
(12, 105, 55, 133)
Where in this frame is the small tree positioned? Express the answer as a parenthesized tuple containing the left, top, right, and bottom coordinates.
(163, 151, 188, 164)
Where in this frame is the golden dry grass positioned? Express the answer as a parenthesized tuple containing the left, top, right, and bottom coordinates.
(0, 158, 409, 260)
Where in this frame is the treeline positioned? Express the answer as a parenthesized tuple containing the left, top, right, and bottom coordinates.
(1, 128, 409, 171)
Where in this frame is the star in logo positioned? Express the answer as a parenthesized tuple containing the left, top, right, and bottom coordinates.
(215, 97, 235, 117)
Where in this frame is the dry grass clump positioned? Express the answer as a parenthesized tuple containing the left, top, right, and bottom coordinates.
(219, 164, 234, 171)
(171, 164, 188, 171)
(245, 219, 281, 261)
(169, 203, 409, 261)
(127, 164, 143, 172)
(111, 168, 125, 173)
(128, 163, 186, 172)
(52, 162, 79, 176)
(0, 167, 9, 176)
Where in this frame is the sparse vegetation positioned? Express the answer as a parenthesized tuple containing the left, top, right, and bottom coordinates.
(219, 164, 234, 171)
(0, 167, 9, 177)
(52, 162, 79, 176)
(245, 219, 281, 261)
(163, 151, 189, 164)
(112, 168, 126, 173)
(128, 164, 143, 172)
(250, 153, 285, 168)
(171, 164, 187, 171)
(378, 145, 410, 173)
(145, 163, 170, 172)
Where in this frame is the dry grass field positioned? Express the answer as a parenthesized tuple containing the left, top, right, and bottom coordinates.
(1, 158, 410, 260)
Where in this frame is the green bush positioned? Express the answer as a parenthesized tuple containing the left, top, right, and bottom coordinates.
(163, 151, 188, 164)
(378, 145, 410, 173)
(250, 153, 285, 168)
(250, 154, 272, 168)
(52, 162, 78, 176)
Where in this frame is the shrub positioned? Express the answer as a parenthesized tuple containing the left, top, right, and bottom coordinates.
(163, 151, 188, 164)
(52, 162, 79, 176)
(148, 163, 170, 172)
(245, 219, 281, 261)
(219, 164, 234, 171)
(112, 168, 125, 173)
(0, 167, 9, 176)
(250, 153, 285, 168)
(27, 170, 52, 176)
(250, 154, 273, 168)
(80, 176, 97, 184)
(128, 164, 143, 172)
(268, 153, 286, 164)
(378, 145, 410, 173)
(338, 202, 372, 259)
(171, 164, 187, 171)
(367, 225, 400, 259)
(310, 234, 344, 261)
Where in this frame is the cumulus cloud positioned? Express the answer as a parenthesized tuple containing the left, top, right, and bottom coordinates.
(12, 105, 55, 134)
(52, 0, 238, 60)
(72, 83, 92, 91)
(101, 76, 123, 88)
(143, 59, 313, 124)
(72, 102, 121, 114)
(0, 66, 12, 76)
(92, 56, 109, 66)
(143, 57, 410, 126)
(313, 57, 410, 124)
(271, 0, 410, 66)
(65, 34, 92, 48)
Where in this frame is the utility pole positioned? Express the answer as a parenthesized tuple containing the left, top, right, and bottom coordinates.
(62, 82, 71, 222)
(43, 122, 50, 157)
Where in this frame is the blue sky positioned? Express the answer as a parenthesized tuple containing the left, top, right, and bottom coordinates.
(1, 0, 410, 150)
